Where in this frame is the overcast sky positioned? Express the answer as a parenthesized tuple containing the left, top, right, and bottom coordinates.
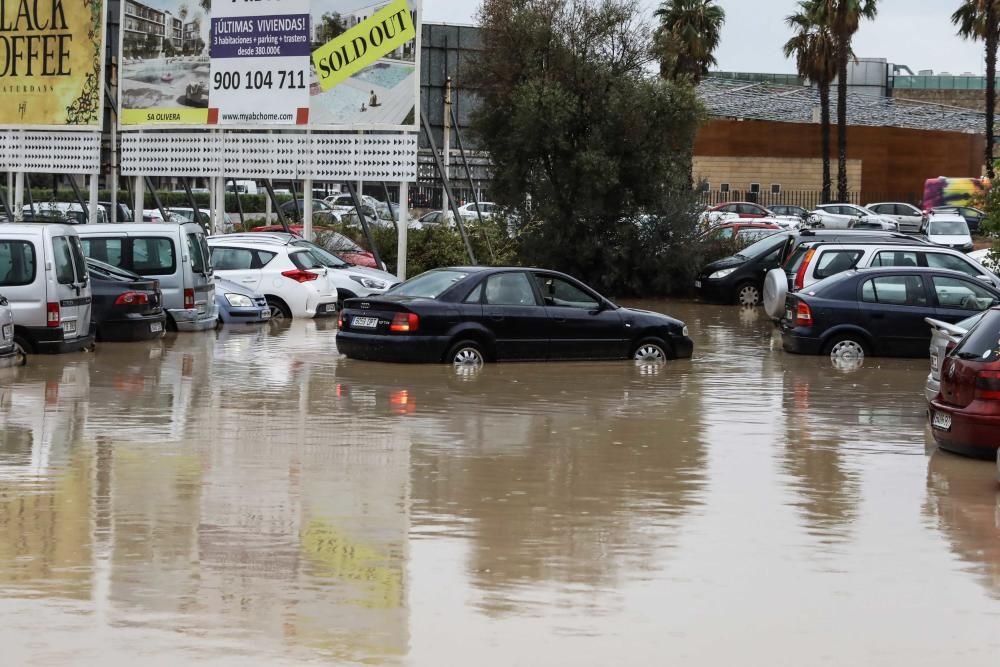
(423, 0, 986, 75)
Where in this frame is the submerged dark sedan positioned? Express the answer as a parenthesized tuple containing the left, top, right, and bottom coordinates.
(87, 258, 166, 342)
(337, 267, 694, 364)
(780, 266, 1000, 362)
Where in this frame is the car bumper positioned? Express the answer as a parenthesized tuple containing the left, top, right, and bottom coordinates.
(929, 399, 1000, 459)
(26, 327, 96, 354)
(306, 299, 339, 319)
(695, 279, 733, 302)
(0, 346, 21, 368)
(169, 305, 219, 332)
(925, 374, 940, 403)
(337, 331, 452, 363)
(98, 313, 167, 342)
(219, 305, 271, 324)
(671, 335, 695, 359)
(780, 328, 824, 355)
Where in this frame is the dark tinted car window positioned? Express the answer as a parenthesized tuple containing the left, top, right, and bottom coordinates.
(52, 237, 76, 285)
(534, 274, 599, 309)
(925, 252, 979, 277)
(132, 238, 176, 275)
(953, 310, 1000, 362)
(81, 238, 123, 266)
(464, 282, 483, 303)
(862, 275, 926, 306)
(485, 273, 538, 306)
(389, 270, 470, 299)
(814, 250, 862, 279)
(873, 251, 919, 267)
(0, 240, 36, 286)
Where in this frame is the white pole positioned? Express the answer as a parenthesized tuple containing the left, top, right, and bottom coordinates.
(442, 76, 452, 216)
(13, 172, 24, 220)
(397, 181, 407, 280)
(109, 115, 118, 222)
(214, 176, 225, 235)
(303, 178, 313, 241)
(88, 173, 99, 224)
(133, 176, 144, 222)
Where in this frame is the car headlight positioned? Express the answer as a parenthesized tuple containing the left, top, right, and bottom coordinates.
(682, 325, 689, 337)
(350, 275, 388, 290)
(225, 293, 254, 308)
(709, 268, 738, 279)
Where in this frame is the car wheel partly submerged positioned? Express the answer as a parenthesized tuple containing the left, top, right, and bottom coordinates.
(266, 298, 291, 320)
(735, 282, 762, 307)
(825, 334, 869, 365)
(633, 339, 669, 363)
(447, 340, 485, 367)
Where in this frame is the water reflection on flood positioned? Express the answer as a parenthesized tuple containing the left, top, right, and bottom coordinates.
(1, 303, 1000, 665)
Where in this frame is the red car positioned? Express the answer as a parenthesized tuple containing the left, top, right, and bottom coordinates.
(930, 307, 1000, 459)
(251, 225, 381, 269)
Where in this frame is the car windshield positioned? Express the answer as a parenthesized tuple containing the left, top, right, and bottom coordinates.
(929, 220, 969, 236)
(953, 310, 1000, 362)
(388, 270, 470, 299)
(292, 240, 348, 268)
(735, 232, 786, 259)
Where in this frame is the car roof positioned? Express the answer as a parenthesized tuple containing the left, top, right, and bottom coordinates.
(74, 222, 201, 233)
(852, 266, 997, 280)
(0, 222, 80, 235)
(866, 202, 915, 206)
(927, 213, 967, 222)
(208, 238, 307, 252)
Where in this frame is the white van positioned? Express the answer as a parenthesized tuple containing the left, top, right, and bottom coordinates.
(0, 224, 95, 355)
(75, 223, 217, 331)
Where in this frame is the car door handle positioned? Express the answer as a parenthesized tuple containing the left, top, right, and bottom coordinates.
(489, 315, 505, 322)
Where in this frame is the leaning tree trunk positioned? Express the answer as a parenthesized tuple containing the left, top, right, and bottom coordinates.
(820, 79, 832, 204)
(986, 21, 997, 180)
(836, 42, 849, 202)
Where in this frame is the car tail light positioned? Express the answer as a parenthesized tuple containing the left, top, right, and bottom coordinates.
(115, 292, 150, 305)
(794, 248, 815, 290)
(975, 370, 1000, 400)
(389, 313, 419, 333)
(46, 302, 60, 328)
(281, 269, 320, 283)
(184, 288, 195, 309)
(794, 301, 813, 327)
(337, 312, 345, 330)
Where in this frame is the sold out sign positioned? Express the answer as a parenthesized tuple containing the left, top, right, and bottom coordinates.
(312, 0, 416, 91)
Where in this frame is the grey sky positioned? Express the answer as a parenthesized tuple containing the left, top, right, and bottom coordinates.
(423, 0, 986, 75)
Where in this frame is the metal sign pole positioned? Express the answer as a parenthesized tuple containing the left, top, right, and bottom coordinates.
(263, 179, 290, 233)
(346, 181, 383, 269)
(67, 176, 90, 223)
(230, 178, 245, 232)
(420, 113, 476, 265)
(397, 182, 408, 280)
(144, 176, 168, 223)
(181, 180, 201, 229)
(13, 172, 24, 220)
(451, 105, 495, 261)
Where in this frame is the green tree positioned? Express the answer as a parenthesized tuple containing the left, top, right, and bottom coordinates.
(316, 12, 347, 44)
(784, 0, 838, 203)
(472, 0, 705, 295)
(953, 0, 1000, 179)
(817, 0, 878, 201)
(653, 0, 726, 83)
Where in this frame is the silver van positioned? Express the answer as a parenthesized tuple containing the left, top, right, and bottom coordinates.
(0, 224, 95, 355)
(75, 223, 217, 331)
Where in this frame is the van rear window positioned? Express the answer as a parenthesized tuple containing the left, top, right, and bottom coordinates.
(0, 241, 36, 286)
(52, 237, 76, 285)
(81, 238, 124, 266)
(132, 238, 176, 275)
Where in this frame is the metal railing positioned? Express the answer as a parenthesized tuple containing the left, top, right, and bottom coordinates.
(697, 190, 922, 210)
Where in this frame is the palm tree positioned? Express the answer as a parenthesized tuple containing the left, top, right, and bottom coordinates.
(953, 0, 1000, 179)
(784, 0, 838, 203)
(653, 0, 726, 83)
(816, 0, 877, 201)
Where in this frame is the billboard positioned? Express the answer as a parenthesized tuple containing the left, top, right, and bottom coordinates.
(0, 0, 107, 129)
(119, 0, 419, 130)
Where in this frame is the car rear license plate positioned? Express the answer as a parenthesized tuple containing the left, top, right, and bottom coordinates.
(694, 280, 702, 289)
(1, 324, 10, 340)
(932, 411, 952, 431)
(150, 322, 163, 333)
(353, 316, 379, 329)
(63, 320, 76, 335)
(785, 308, 793, 321)
(930, 353, 940, 372)
(260, 309, 271, 320)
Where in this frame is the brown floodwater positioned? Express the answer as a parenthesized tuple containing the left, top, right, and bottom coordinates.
(1, 302, 999, 666)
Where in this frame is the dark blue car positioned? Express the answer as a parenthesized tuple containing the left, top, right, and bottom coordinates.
(781, 267, 1000, 361)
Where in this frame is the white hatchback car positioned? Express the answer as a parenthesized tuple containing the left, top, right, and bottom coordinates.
(865, 202, 926, 233)
(207, 238, 338, 319)
(809, 204, 897, 230)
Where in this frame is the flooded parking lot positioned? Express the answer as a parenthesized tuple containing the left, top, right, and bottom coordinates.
(1, 301, 999, 666)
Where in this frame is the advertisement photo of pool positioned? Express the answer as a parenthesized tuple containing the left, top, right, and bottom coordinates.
(309, 60, 417, 127)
